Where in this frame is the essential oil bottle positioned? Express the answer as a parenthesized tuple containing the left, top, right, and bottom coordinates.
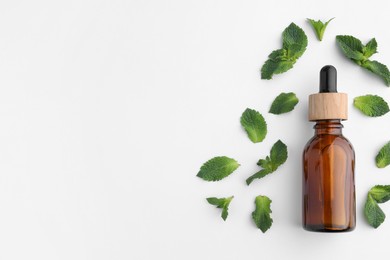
(302, 65, 356, 232)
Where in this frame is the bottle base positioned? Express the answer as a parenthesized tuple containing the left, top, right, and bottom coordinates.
(303, 224, 355, 233)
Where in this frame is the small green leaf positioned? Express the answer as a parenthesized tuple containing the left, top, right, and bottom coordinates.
(269, 140, 288, 171)
(369, 185, 390, 203)
(257, 156, 271, 169)
(353, 95, 389, 117)
(252, 195, 273, 233)
(307, 18, 334, 41)
(261, 59, 294, 80)
(336, 35, 365, 61)
(364, 193, 386, 228)
(376, 141, 390, 168)
(363, 38, 378, 58)
(268, 49, 288, 61)
(240, 108, 267, 143)
(246, 169, 270, 185)
(246, 140, 288, 185)
(206, 197, 226, 206)
(206, 196, 234, 221)
(197, 156, 240, 181)
(269, 92, 299, 115)
(361, 60, 390, 86)
(260, 23, 307, 80)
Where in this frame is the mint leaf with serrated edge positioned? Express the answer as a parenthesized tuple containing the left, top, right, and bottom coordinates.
(365, 193, 386, 228)
(269, 92, 299, 115)
(252, 195, 273, 233)
(336, 35, 390, 86)
(282, 23, 308, 58)
(269, 140, 288, 170)
(363, 38, 378, 58)
(246, 140, 288, 185)
(336, 35, 365, 61)
(361, 60, 390, 86)
(261, 23, 307, 79)
(369, 185, 390, 203)
(353, 95, 389, 117)
(376, 141, 390, 168)
(197, 156, 240, 181)
(206, 196, 234, 221)
(240, 108, 267, 143)
(307, 18, 334, 41)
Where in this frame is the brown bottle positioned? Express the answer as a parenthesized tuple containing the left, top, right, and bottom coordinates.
(302, 65, 356, 232)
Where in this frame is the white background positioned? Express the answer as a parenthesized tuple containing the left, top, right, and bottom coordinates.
(0, 0, 390, 259)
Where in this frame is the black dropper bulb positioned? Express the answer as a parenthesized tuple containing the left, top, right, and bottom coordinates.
(319, 65, 337, 93)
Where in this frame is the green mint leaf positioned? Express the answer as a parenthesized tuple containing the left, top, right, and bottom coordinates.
(353, 94, 389, 117)
(361, 60, 390, 86)
(206, 197, 226, 206)
(261, 23, 307, 80)
(240, 108, 267, 143)
(336, 35, 365, 61)
(252, 195, 273, 233)
(261, 59, 294, 80)
(246, 169, 270, 185)
(257, 156, 271, 168)
(246, 140, 288, 185)
(337, 35, 390, 86)
(269, 92, 299, 115)
(364, 193, 386, 228)
(206, 196, 234, 221)
(307, 18, 334, 41)
(282, 23, 308, 59)
(197, 156, 240, 181)
(363, 38, 378, 58)
(369, 185, 390, 203)
(269, 140, 288, 171)
(268, 49, 288, 61)
(376, 141, 390, 168)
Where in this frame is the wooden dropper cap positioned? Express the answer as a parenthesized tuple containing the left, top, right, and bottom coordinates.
(308, 65, 348, 121)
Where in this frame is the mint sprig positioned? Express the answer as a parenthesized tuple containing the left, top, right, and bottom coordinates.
(261, 23, 308, 80)
(197, 156, 240, 181)
(206, 196, 234, 221)
(353, 94, 389, 117)
(364, 185, 390, 228)
(307, 18, 334, 41)
(252, 195, 273, 233)
(336, 35, 390, 86)
(246, 140, 288, 185)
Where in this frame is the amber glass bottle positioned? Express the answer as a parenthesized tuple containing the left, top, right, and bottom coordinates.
(302, 65, 356, 232)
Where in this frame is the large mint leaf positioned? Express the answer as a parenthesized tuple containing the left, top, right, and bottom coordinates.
(353, 94, 389, 117)
(269, 92, 299, 115)
(365, 193, 386, 228)
(252, 195, 273, 233)
(240, 108, 267, 143)
(197, 156, 240, 181)
(336, 35, 365, 61)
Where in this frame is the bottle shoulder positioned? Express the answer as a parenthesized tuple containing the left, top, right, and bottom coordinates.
(303, 134, 355, 154)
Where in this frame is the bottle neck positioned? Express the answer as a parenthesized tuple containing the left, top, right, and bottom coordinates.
(314, 119, 343, 135)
